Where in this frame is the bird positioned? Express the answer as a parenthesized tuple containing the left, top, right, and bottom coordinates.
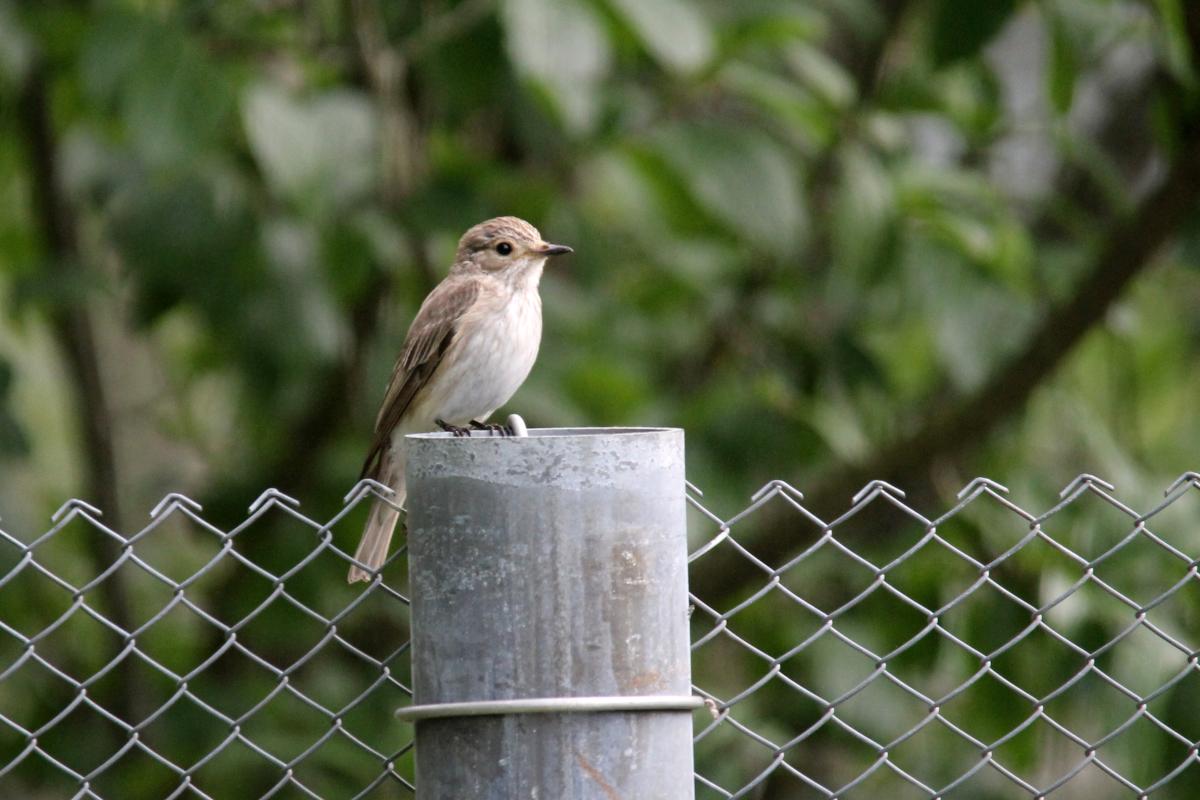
(347, 216, 572, 583)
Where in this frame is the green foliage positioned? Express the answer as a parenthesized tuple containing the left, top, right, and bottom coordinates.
(0, 358, 28, 456)
(1, 0, 1199, 796)
(650, 122, 807, 254)
(930, 0, 1021, 66)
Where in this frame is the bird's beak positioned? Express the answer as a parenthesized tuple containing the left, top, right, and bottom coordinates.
(535, 241, 573, 257)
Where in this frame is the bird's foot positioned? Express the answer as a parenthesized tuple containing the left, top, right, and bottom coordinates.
(436, 418, 472, 437)
(470, 419, 512, 436)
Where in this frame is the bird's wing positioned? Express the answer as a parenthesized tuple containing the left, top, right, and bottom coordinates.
(360, 276, 482, 479)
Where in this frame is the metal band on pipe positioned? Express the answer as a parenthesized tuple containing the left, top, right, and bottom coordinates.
(395, 695, 705, 722)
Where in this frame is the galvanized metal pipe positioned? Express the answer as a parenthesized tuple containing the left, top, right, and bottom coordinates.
(401, 427, 693, 799)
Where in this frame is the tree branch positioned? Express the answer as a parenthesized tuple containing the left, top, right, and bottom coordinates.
(18, 60, 141, 721)
(347, 0, 445, 292)
(691, 3, 1200, 604)
(692, 101, 1200, 605)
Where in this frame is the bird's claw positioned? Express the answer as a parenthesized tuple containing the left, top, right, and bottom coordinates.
(470, 420, 512, 436)
(436, 418, 472, 437)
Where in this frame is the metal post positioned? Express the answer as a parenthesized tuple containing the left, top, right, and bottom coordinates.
(398, 427, 696, 799)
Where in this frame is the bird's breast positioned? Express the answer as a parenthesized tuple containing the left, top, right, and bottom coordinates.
(421, 288, 543, 424)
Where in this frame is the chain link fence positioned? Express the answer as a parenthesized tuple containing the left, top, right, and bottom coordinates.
(0, 483, 415, 799)
(687, 472, 1200, 799)
(4, 471, 1200, 797)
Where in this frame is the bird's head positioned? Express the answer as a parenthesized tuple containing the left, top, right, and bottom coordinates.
(453, 216, 572, 285)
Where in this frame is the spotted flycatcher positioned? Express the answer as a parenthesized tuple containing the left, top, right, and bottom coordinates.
(347, 216, 572, 583)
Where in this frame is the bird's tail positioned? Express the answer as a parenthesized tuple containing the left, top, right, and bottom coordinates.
(347, 453, 406, 584)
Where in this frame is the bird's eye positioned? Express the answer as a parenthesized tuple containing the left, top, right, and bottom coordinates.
(496, 242, 513, 256)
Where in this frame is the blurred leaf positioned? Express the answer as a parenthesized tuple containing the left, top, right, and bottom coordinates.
(263, 219, 345, 361)
(1153, 0, 1197, 89)
(944, 64, 1004, 139)
(111, 175, 258, 327)
(577, 150, 666, 234)
(717, 6, 826, 56)
(934, 281, 1027, 390)
(605, 0, 714, 74)
(786, 43, 856, 110)
(0, 0, 31, 86)
(81, 12, 232, 164)
(1045, 5, 1079, 113)
(810, 393, 869, 461)
(575, 151, 746, 293)
(862, 317, 938, 401)
(241, 82, 377, 211)
(905, 240, 1035, 390)
(1044, 0, 1136, 116)
(897, 164, 1034, 285)
(1043, 0, 1134, 116)
(886, 61, 1003, 141)
(0, 358, 28, 457)
(502, 0, 611, 134)
(832, 145, 896, 278)
(930, 0, 1020, 67)
(650, 123, 807, 255)
(718, 62, 833, 150)
(821, 0, 885, 43)
(79, 11, 146, 104)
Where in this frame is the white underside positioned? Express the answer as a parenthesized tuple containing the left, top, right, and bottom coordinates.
(348, 259, 546, 582)
(393, 274, 542, 446)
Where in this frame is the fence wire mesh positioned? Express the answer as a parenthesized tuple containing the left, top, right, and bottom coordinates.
(0, 482, 415, 799)
(4, 472, 1200, 797)
(686, 472, 1200, 799)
